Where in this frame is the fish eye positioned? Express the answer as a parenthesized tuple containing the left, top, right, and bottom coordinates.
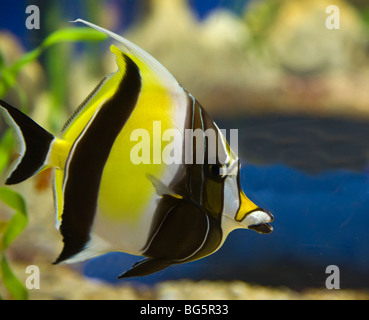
(208, 164, 227, 180)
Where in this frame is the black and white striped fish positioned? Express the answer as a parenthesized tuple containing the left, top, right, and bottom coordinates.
(0, 19, 273, 278)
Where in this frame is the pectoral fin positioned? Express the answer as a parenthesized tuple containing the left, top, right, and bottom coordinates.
(118, 258, 171, 279)
(146, 173, 182, 199)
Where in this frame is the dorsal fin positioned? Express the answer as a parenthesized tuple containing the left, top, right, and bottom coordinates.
(72, 19, 179, 89)
(61, 76, 107, 133)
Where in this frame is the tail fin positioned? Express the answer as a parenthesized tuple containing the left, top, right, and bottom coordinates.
(0, 99, 55, 185)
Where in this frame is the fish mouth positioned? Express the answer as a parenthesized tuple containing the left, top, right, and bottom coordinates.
(244, 209, 274, 234)
(248, 223, 273, 234)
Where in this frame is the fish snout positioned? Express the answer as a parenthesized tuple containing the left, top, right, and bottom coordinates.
(244, 209, 274, 234)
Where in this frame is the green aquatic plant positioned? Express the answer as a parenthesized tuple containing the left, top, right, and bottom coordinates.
(0, 26, 107, 100)
(0, 121, 28, 300)
(244, 0, 282, 44)
(0, 187, 28, 300)
(0, 24, 107, 300)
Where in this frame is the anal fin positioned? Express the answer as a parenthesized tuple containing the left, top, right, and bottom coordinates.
(118, 258, 171, 279)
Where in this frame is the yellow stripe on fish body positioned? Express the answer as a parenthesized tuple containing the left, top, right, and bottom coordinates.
(98, 47, 175, 224)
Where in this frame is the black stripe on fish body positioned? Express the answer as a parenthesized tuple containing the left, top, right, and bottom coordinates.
(161, 95, 225, 221)
(140, 94, 224, 270)
(236, 162, 244, 219)
(187, 99, 205, 205)
(187, 99, 225, 221)
(142, 195, 222, 263)
(54, 54, 142, 264)
(144, 96, 225, 261)
(196, 104, 225, 220)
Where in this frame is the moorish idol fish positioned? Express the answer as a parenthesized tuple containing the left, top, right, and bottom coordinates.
(0, 19, 273, 278)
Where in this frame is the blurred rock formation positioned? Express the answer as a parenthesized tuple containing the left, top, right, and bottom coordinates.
(103, 0, 369, 119)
